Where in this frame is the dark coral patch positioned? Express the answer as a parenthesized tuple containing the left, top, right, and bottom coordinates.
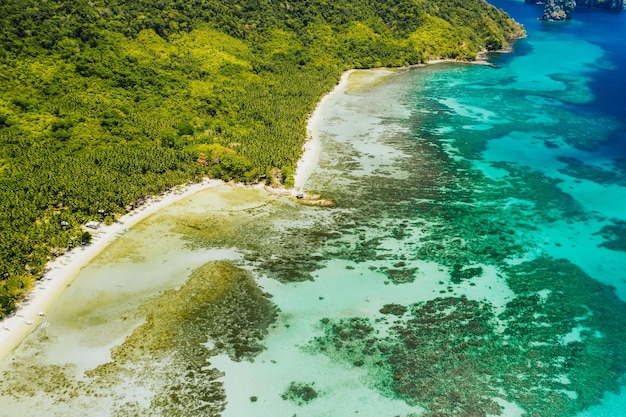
(311, 258, 626, 417)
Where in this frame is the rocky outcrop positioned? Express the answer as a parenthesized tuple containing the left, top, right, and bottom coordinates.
(540, 0, 577, 20)
(526, 0, 624, 10)
(264, 185, 336, 207)
(574, 0, 623, 8)
(294, 191, 336, 207)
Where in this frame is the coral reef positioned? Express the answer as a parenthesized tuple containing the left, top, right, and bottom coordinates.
(281, 382, 320, 405)
(312, 258, 626, 417)
(596, 220, 626, 252)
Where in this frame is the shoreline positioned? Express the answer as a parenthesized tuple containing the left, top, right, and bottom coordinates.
(0, 178, 223, 361)
(0, 55, 499, 361)
(291, 50, 511, 190)
(0, 68, 354, 360)
(293, 70, 355, 190)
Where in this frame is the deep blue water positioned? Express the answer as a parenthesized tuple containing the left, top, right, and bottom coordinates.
(397, 2, 626, 414)
(298, 2, 626, 415)
(218, 3, 626, 415)
(493, 0, 626, 122)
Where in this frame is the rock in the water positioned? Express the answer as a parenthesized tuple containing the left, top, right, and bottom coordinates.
(571, 0, 623, 9)
(524, 0, 624, 20)
(540, 0, 577, 20)
(526, 0, 624, 14)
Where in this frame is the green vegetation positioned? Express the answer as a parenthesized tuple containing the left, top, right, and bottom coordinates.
(0, 0, 524, 317)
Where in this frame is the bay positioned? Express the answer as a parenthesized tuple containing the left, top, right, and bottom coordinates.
(1, 1, 626, 416)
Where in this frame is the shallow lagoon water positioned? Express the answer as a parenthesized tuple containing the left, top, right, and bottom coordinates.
(2, 1, 626, 416)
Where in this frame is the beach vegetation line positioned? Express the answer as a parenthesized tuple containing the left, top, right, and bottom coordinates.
(0, 0, 524, 317)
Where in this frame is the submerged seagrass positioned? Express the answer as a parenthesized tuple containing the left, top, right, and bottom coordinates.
(1, 261, 277, 416)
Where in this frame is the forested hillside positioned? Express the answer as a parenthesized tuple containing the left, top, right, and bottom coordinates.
(0, 0, 524, 317)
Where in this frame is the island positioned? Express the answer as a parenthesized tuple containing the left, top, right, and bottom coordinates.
(525, 0, 624, 20)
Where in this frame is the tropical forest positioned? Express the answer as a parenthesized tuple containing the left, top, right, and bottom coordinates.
(0, 0, 524, 317)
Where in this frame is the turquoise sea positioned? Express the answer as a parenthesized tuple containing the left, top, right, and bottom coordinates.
(1, 1, 625, 416)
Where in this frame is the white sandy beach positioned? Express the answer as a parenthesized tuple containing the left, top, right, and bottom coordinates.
(0, 178, 223, 361)
(290, 58, 487, 191)
(293, 70, 354, 190)
(291, 59, 486, 190)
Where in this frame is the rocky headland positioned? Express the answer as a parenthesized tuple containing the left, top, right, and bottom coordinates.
(526, 0, 624, 9)
(541, 0, 577, 20)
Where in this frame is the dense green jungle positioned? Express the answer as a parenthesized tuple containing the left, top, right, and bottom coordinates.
(0, 0, 524, 317)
